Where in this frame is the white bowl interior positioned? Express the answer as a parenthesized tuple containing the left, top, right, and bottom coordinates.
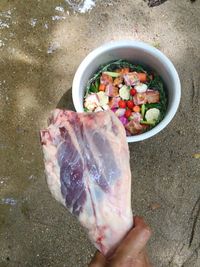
(72, 41, 181, 142)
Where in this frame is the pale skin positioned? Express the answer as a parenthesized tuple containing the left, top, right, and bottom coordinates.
(89, 216, 152, 267)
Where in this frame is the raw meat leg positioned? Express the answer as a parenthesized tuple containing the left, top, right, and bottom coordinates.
(40, 109, 133, 256)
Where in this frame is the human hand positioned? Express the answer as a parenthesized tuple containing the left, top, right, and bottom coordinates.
(89, 216, 152, 267)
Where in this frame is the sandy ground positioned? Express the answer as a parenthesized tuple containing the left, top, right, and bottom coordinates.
(0, 0, 200, 266)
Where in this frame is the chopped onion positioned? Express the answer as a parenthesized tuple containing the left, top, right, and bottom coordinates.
(119, 116, 128, 125)
(111, 107, 117, 112)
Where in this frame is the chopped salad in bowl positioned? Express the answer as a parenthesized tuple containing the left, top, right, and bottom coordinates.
(83, 59, 167, 136)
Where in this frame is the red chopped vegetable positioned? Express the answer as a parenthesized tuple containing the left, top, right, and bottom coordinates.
(126, 100, 134, 109)
(125, 109, 132, 118)
(130, 88, 137, 96)
(118, 100, 126, 109)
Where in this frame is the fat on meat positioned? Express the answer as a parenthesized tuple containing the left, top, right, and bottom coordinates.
(40, 109, 133, 256)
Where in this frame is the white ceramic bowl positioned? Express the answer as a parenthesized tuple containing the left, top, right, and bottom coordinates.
(72, 40, 181, 142)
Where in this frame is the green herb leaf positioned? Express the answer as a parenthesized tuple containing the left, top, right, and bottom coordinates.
(145, 103, 162, 109)
(89, 84, 98, 93)
(95, 78, 100, 90)
(84, 107, 89, 112)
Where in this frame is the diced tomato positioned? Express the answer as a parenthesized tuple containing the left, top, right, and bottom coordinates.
(126, 100, 134, 109)
(118, 100, 126, 108)
(125, 109, 132, 118)
(133, 105, 140, 112)
(130, 88, 137, 96)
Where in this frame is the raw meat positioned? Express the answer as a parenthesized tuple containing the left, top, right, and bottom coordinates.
(40, 109, 133, 256)
(133, 90, 160, 105)
(146, 90, 160, 103)
(105, 84, 119, 97)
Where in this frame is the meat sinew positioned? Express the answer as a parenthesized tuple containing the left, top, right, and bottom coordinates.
(40, 109, 133, 256)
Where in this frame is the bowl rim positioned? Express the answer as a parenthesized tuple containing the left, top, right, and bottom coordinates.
(72, 40, 181, 142)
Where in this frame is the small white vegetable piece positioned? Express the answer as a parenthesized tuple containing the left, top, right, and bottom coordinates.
(102, 104, 109, 110)
(119, 85, 130, 100)
(95, 107, 104, 112)
(84, 93, 99, 111)
(96, 91, 109, 106)
(135, 83, 148, 93)
(145, 108, 160, 122)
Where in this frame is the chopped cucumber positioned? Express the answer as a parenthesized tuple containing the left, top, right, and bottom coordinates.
(119, 85, 130, 100)
(103, 71, 120, 78)
(141, 104, 146, 117)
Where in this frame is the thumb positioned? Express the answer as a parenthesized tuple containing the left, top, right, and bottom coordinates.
(111, 216, 152, 261)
